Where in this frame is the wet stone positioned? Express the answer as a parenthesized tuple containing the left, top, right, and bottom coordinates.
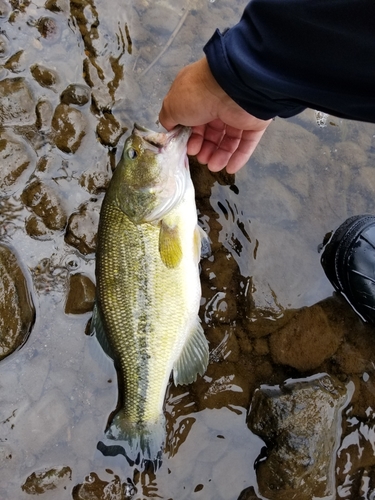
(9, 0, 30, 12)
(269, 303, 343, 371)
(0, 244, 35, 360)
(30, 63, 59, 89)
(237, 486, 262, 500)
(247, 374, 348, 500)
(65, 273, 95, 314)
(96, 112, 127, 147)
(0, 131, 32, 194)
(21, 179, 67, 231)
(79, 166, 111, 194)
(60, 83, 90, 106)
(35, 99, 53, 132)
(4, 50, 26, 73)
(52, 103, 87, 154)
(64, 198, 101, 255)
(21, 465, 72, 494)
(45, 0, 68, 12)
(72, 472, 123, 500)
(25, 214, 53, 240)
(36, 16, 61, 41)
(0, 77, 35, 125)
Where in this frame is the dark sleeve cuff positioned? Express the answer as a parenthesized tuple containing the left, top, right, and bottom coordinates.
(204, 29, 306, 120)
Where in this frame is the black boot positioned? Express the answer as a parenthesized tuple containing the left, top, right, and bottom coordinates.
(321, 214, 375, 324)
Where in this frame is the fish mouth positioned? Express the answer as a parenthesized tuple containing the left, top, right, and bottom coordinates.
(133, 123, 191, 152)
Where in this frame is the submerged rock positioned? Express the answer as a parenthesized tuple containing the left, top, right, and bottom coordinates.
(0, 77, 35, 125)
(30, 64, 59, 89)
(21, 465, 72, 495)
(36, 17, 61, 42)
(96, 112, 127, 147)
(0, 130, 32, 194)
(237, 487, 261, 500)
(35, 99, 53, 132)
(247, 373, 349, 500)
(25, 214, 54, 240)
(64, 198, 101, 255)
(65, 273, 95, 314)
(21, 179, 67, 231)
(72, 472, 123, 500)
(60, 83, 90, 106)
(52, 103, 86, 153)
(269, 303, 343, 371)
(0, 244, 35, 360)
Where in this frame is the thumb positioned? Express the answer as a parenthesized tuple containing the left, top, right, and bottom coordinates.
(158, 100, 178, 131)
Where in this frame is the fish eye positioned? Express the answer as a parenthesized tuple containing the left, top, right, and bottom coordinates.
(127, 147, 137, 160)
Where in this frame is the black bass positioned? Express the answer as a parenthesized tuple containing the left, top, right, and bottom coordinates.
(92, 124, 209, 462)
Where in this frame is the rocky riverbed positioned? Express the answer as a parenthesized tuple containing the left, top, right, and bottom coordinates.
(1, 0, 375, 499)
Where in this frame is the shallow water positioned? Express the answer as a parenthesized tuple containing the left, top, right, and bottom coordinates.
(1, 0, 375, 499)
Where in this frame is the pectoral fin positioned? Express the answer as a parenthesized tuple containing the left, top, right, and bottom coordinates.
(159, 219, 183, 269)
(173, 320, 209, 386)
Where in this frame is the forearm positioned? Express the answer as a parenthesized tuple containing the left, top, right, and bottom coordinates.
(204, 0, 375, 122)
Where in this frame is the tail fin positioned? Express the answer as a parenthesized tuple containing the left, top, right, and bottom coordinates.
(106, 409, 166, 464)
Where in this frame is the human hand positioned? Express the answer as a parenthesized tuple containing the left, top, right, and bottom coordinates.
(159, 57, 272, 173)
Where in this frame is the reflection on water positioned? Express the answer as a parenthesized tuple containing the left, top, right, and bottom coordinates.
(0, 0, 375, 498)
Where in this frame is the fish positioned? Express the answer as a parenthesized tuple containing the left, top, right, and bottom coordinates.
(91, 123, 209, 463)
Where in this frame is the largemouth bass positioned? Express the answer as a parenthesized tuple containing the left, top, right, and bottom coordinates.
(92, 124, 209, 462)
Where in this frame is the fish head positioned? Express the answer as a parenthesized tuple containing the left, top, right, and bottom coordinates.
(114, 124, 192, 224)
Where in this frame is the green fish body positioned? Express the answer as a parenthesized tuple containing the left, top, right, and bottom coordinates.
(92, 124, 208, 461)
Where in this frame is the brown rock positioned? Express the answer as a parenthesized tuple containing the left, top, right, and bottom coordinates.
(269, 303, 343, 371)
(51, 103, 87, 154)
(64, 198, 101, 255)
(21, 179, 67, 231)
(45, 0, 68, 12)
(4, 50, 25, 73)
(36, 17, 61, 42)
(35, 99, 53, 132)
(248, 374, 348, 500)
(60, 84, 90, 106)
(65, 274, 95, 314)
(0, 131, 32, 193)
(25, 215, 53, 240)
(30, 64, 59, 88)
(0, 244, 35, 360)
(21, 466, 72, 495)
(0, 77, 35, 125)
(96, 112, 127, 147)
(237, 487, 262, 500)
(72, 472, 123, 500)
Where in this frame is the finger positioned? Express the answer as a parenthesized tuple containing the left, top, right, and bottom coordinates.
(227, 128, 270, 172)
(194, 120, 226, 164)
(206, 148, 233, 172)
(187, 125, 206, 156)
(205, 126, 242, 171)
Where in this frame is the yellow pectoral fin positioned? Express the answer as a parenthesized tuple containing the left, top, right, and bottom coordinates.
(159, 219, 183, 269)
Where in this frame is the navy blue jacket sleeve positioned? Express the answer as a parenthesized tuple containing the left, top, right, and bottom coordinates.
(204, 0, 375, 122)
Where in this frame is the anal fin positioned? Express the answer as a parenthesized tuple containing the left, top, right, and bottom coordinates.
(173, 319, 209, 386)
